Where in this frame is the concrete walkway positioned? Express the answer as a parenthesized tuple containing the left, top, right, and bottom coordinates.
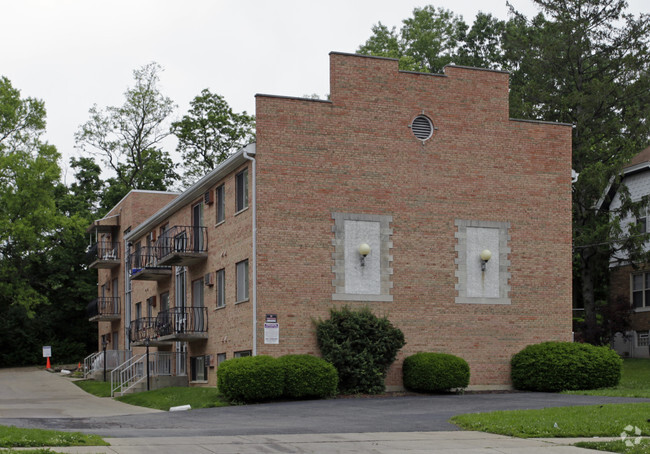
(0, 367, 159, 418)
(23, 432, 618, 453)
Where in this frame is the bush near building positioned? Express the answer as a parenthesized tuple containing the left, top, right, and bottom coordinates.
(511, 341, 622, 392)
(315, 306, 405, 394)
(217, 354, 338, 403)
(402, 352, 470, 393)
(277, 354, 338, 399)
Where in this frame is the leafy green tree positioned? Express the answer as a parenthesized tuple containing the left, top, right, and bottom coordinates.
(75, 62, 178, 202)
(172, 89, 255, 187)
(503, 0, 650, 344)
(0, 77, 97, 366)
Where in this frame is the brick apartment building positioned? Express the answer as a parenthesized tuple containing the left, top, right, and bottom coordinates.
(87, 52, 573, 390)
(608, 146, 650, 357)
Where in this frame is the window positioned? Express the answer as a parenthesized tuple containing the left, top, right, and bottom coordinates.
(217, 353, 226, 366)
(638, 331, 649, 347)
(146, 296, 154, 318)
(135, 302, 142, 320)
(216, 268, 225, 308)
(632, 273, 650, 309)
(234, 350, 251, 358)
(236, 259, 249, 302)
(235, 169, 248, 212)
(216, 184, 225, 223)
(190, 355, 208, 381)
(160, 292, 169, 312)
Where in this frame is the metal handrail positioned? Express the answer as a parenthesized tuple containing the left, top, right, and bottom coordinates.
(86, 297, 121, 318)
(110, 351, 187, 396)
(86, 241, 120, 263)
(129, 317, 158, 343)
(155, 225, 207, 259)
(156, 306, 208, 336)
(127, 246, 170, 275)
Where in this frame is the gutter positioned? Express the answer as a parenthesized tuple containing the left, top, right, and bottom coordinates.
(242, 144, 258, 356)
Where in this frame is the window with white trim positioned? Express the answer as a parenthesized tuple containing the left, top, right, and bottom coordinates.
(216, 184, 225, 223)
(235, 169, 248, 212)
(632, 273, 650, 309)
(234, 350, 251, 358)
(216, 268, 225, 308)
(236, 259, 249, 302)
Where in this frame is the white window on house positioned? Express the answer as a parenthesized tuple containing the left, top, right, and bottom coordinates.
(235, 169, 248, 212)
(632, 273, 650, 309)
(190, 355, 208, 381)
(216, 268, 225, 308)
(216, 184, 225, 223)
(234, 350, 251, 358)
(637, 331, 649, 347)
(217, 353, 226, 366)
(636, 206, 649, 233)
(236, 259, 249, 302)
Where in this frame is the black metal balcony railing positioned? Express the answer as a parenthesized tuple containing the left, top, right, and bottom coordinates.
(127, 246, 172, 281)
(155, 226, 207, 260)
(129, 317, 158, 344)
(156, 306, 208, 337)
(86, 241, 120, 268)
(87, 297, 121, 321)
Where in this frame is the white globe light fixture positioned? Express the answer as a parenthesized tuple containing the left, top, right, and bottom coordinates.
(359, 243, 371, 266)
(480, 249, 492, 271)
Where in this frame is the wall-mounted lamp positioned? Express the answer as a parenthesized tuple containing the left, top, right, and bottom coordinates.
(480, 249, 492, 272)
(359, 243, 371, 266)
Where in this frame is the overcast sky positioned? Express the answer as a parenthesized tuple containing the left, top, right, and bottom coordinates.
(2, 0, 647, 181)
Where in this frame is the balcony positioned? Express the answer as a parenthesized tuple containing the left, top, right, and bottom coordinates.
(86, 241, 120, 269)
(155, 307, 208, 342)
(129, 317, 171, 347)
(87, 297, 121, 322)
(155, 226, 207, 266)
(129, 247, 172, 281)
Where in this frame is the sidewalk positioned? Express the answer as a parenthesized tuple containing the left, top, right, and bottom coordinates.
(32, 432, 616, 453)
(0, 367, 159, 418)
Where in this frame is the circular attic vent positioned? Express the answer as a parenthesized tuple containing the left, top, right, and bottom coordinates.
(410, 115, 434, 141)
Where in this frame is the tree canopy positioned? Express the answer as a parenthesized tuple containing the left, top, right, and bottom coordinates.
(172, 88, 255, 187)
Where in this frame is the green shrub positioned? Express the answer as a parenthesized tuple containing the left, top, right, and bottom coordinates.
(277, 354, 338, 399)
(511, 342, 622, 392)
(316, 306, 405, 394)
(217, 355, 284, 403)
(403, 352, 470, 392)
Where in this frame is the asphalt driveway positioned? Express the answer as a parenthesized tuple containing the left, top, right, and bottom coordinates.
(1, 367, 648, 438)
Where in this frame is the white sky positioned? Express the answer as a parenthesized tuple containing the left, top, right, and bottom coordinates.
(1, 0, 647, 181)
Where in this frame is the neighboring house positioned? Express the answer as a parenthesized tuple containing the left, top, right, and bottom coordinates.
(608, 146, 650, 357)
(87, 52, 573, 390)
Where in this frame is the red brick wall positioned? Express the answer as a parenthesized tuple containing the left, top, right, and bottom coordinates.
(254, 52, 573, 387)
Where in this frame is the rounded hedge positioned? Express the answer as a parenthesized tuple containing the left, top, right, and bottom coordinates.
(277, 354, 338, 399)
(510, 342, 622, 392)
(402, 352, 470, 392)
(217, 355, 284, 403)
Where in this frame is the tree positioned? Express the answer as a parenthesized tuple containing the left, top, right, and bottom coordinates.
(75, 62, 178, 201)
(172, 89, 255, 187)
(358, 7, 507, 73)
(358, 6, 470, 73)
(503, 0, 650, 344)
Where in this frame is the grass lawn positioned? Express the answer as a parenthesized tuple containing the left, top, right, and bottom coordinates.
(0, 425, 107, 448)
(564, 358, 650, 398)
(116, 386, 229, 411)
(73, 379, 111, 397)
(451, 358, 650, 453)
(450, 403, 650, 438)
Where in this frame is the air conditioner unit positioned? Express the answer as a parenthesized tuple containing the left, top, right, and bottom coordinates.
(204, 190, 214, 205)
(205, 272, 214, 286)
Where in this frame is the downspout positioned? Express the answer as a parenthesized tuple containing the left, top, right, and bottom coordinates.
(243, 144, 257, 356)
